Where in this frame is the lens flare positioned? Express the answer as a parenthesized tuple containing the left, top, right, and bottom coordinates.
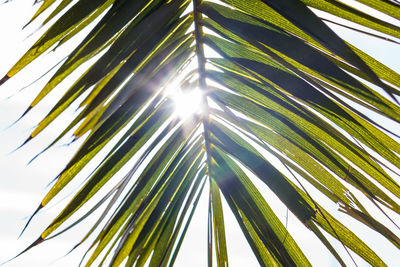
(171, 88, 202, 118)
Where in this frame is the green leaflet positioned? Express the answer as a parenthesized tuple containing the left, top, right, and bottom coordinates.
(220, 58, 400, 172)
(212, 108, 400, 245)
(27, 0, 58, 25)
(41, 100, 174, 238)
(307, 222, 346, 266)
(310, 212, 386, 266)
(300, 0, 400, 39)
(209, 119, 316, 223)
(260, 158, 388, 266)
(217, 0, 327, 52)
(168, 167, 207, 266)
(26, 47, 193, 209)
(206, 43, 397, 214)
(83, 120, 201, 265)
(26, 0, 189, 113)
(206, 47, 400, 170)
(63, 44, 192, 152)
(339, 204, 400, 249)
(40, 98, 172, 208)
(42, 0, 76, 25)
(208, 72, 400, 198)
(48, 168, 136, 251)
(209, 177, 229, 267)
(96, 33, 194, 123)
(60, 0, 159, 65)
(151, 167, 207, 266)
(211, 108, 355, 208)
(200, 3, 400, 122)
(28, 15, 193, 139)
(78, 13, 192, 122)
(2, 0, 400, 266)
(2, 0, 115, 80)
(235, 210, 280, 266)
(210, 146, 311, 266)
(134, 152, 205, 266)
(354, 0, 400, 20)
(211, 89, 400, 213)
(217, 0, 397, 100)
(122, 151, 204, 266)
(110, 138, 204, 266)
(208, 55, 400, 163)
(348, 42, 400, 91)
(234, 145, 387, 267)
(259, 0, 390, 93)
(120, 136, 204, 266)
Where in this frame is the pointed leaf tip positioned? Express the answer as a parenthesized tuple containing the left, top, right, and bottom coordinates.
(18, 203, 43, 239)
(6, 236, 44, 264)
(7, 135, 33, 156)
(0, 75, 10, 86)
(15, 135, 33, 152)
(22, 20, 32, 30)
(27, 153, 40, 166)
(20, 106, 33, 120)
(4, 106, 32, 134)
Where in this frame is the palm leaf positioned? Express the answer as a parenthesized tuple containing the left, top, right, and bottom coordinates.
(1, 0, 400, 265)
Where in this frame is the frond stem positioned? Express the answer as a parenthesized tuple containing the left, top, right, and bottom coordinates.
(193, 1, 215, 266)
(193, 0, 212, 172)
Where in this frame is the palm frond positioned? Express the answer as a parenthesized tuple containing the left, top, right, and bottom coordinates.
(1, 0, 400, 265)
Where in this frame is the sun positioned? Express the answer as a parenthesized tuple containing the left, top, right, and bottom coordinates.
(170, 88, 203, 118)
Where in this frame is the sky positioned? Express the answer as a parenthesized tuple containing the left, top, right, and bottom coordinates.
(0, 1, 400, 266)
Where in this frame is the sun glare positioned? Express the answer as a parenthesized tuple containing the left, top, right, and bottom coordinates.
(170, 88, 203, 118)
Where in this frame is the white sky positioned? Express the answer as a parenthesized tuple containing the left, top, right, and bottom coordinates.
(0, 1, 400, 266)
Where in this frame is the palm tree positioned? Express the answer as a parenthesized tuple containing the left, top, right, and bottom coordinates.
(2, 0, 400, 265)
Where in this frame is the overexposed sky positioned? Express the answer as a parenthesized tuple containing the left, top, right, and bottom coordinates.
(0, 1, 400, 266)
